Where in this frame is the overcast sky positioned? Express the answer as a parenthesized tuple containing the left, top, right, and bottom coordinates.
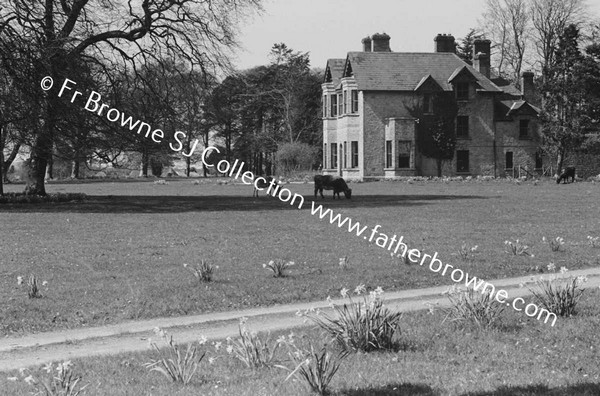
(233, 0, 599, 70)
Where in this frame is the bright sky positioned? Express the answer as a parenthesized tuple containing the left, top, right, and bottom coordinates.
(233, 0, 599, 70)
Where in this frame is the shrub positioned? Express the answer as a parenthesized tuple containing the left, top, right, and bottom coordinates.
(437, 286, 505, 329)
(279, 341, 347, 396)
(527, 264, 587, 317)
(144, 328, 207, 384)
(542, 236, 565, 252)
(302, 286, 402, 352)
(225, 317, 282, 368)
(504, 239, 534, 256)
(183, 261, 216, 282)
(275, 142, 318, 175)
(263, 259, 294, 278)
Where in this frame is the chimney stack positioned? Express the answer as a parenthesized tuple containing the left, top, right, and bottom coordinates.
(521, 71, 535, 101)
(362, 36, 372, 52)
(473, 39, 491, 78)
(434, 34, 456, 53)
(371, 33, 391, 52)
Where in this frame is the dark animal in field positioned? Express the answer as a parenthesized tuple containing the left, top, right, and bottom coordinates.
(253, 176, 278, 197)
(314, 175, 352, 199)
(556, 167, 576, 184)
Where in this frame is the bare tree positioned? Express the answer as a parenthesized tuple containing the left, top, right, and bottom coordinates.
(0, 0, 262, 195)
(481, 0, 530, 85)
(530, 0, 587, 81)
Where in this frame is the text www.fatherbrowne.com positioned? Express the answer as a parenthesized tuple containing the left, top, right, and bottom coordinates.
(309, 202, 558, 327)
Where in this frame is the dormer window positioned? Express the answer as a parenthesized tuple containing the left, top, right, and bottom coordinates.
(456, 82, 469, 101)
(423, 94, 434, 114)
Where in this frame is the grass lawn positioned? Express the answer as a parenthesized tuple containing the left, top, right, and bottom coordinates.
(1, 178, 599, 335)
(2, 287, 599, 396)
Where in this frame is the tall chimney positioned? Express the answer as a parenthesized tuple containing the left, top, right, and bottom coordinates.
(473, 39, 491, 78)
(361, 36, 372, 52)
(521, 71, 535, 101)
(434, 34, 456, 53)
(371, 33, 391, 52)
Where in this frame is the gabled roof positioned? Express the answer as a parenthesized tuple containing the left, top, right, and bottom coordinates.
(496, 99, 541, 120)
(343, 52, 502, 92)
(414, 74, 443, 92)
(324, 59, 346, 86)
(448, 65, 479, 83)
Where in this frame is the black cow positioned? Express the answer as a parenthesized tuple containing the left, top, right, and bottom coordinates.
(556, 167, 576, 184)
(314, 175, 352, 199)
(253, 176, 278, 197)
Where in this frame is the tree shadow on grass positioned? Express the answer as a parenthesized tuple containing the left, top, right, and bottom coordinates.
(461, 383, 600, 396)
(0, 194, 491, 214)
(340, 383, 440, 395)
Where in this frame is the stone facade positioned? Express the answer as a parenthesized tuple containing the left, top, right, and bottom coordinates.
(322, 33, 542, 180)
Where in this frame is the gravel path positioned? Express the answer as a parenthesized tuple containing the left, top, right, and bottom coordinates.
(1, 267, 599, 372)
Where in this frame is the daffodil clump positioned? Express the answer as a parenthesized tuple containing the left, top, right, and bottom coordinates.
(298, 285, 402, 352)
(542, 236, 566, 252)
(8, 361, 87, 395)
(525, 264, 587, 317)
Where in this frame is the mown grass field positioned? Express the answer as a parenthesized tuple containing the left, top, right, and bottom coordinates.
(1, 178, 599, 335)
(2, 287, 599, 396)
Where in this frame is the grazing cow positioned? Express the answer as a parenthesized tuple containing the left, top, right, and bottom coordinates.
(253, 176, 278, 197)
(556, 167, 576, 184)
(314, 175, 352, 199)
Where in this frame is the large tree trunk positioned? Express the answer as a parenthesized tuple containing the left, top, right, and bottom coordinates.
(25, 132, 53, 195)
(436, 159, 442, 177)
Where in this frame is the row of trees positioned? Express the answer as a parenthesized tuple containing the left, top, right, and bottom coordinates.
(1, 0, 322, 196)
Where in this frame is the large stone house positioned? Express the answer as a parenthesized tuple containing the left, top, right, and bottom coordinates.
(322, 33, 542, 179)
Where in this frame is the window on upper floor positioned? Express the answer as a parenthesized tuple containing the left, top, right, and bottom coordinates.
(331, 94, 338, 117)
(456, 82, 469, 101)
(323, 143, 327, 168)
(519, 119, 530, 139)
(343, 91, 348, 114)
(343, 141, 347, 168)
(456, 116, 469, 138)
(338, 93, 343, 116)
(322, 95, 328, 118)
(351, 90, 359, 113)
(423, 94, 434, 114)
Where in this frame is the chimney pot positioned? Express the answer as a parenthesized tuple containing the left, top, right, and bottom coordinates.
(434, 34, 456, 53)
(371, 32, 391, 52)
(473, 39, 491, 78)
(361, 36, 372, 52)
(521, 71, 536, 101)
